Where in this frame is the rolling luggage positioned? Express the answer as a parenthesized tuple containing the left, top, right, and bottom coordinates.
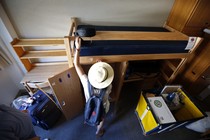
(21, 90, 62, 130)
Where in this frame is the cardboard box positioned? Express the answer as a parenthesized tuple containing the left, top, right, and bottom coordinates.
(148, 97, 176, 124)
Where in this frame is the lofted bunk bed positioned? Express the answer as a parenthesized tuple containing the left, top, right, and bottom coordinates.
(63, 17, 203, 102)
(65, 18, 202, 65)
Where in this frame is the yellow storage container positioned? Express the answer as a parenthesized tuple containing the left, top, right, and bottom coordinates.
(135, 85, 206, 135)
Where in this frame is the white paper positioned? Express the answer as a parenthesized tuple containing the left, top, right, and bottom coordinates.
(148, 96, 176, 124)
(185, 37, 197, 50)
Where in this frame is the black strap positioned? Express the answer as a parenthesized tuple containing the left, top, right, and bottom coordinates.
(88, 80, 93, 97)
(99, 88, 106, 100)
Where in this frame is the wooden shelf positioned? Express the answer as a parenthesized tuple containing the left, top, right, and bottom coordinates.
(21, 64, 69, 83)
(12, 38, 65, 47)
(32, 62, 68, 66)
(20, 50, 67, 59)
(11, 38, 70, 72)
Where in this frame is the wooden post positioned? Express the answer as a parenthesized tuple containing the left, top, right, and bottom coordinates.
(64, 37, 73, 68)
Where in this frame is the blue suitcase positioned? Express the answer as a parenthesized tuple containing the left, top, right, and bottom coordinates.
(25, 90, 62, 130)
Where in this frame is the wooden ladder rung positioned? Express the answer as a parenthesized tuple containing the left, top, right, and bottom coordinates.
(165, 60, 176, 71)
(13, 38, 65, 46)
(160, 68, 169, 81)
(20, 50, 67, 59)
(33, 62, 68, 66)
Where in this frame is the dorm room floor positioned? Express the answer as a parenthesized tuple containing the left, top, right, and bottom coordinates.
(34, 83, 203, 140)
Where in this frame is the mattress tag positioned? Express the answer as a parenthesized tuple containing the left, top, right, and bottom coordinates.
(185, 37, 197, 50)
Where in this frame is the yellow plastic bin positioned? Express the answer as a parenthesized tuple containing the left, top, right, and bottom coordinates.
(135, 85, 206, 135)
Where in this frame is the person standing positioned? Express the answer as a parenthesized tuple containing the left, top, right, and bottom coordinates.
(73, 37, 114, 137)
(0, 104, 39, 140)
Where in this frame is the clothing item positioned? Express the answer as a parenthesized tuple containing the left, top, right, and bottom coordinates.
(80, 74, 111, 113)
(0, 104, 36, 140)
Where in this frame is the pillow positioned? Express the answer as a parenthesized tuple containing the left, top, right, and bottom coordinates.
(75, 27, 96, 37)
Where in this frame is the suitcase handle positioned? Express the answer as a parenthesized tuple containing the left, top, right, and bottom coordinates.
(35, 84, 61, 110)
(23, 82, 49, 96)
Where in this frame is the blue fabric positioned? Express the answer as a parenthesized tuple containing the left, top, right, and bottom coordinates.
(79, 40, 188, 56)
(77, 25, 169, 32)
(76, 25, 188, 56)
(84, 84, 106, 126)
(20, 90, 62, 130)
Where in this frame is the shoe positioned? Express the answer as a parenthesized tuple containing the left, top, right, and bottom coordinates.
(96, 129, 105, 137)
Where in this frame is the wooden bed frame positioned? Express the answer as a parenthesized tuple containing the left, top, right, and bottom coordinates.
(65, 18, 202, 67)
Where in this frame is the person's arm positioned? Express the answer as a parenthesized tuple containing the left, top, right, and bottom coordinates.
(74, 37, 85, 78)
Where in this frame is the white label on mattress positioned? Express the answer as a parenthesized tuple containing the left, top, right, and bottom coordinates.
(185, 37, 197, 50)
(148, 97, 176, 124)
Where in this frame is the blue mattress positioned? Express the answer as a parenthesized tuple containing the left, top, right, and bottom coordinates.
(76, 25, 188, 56)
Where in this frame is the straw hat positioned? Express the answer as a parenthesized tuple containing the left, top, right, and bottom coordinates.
(88, 62, 114, 89)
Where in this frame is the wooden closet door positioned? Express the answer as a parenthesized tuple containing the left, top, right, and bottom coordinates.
(166, 0, 199, 32)
(48, 67, 85, 120)
(167, 0, 210, 36)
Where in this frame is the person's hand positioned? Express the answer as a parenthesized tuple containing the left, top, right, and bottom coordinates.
(75, 37, 81, 51)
